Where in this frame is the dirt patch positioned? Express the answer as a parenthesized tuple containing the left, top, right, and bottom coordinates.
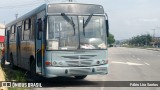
(0, 66, 8, 90)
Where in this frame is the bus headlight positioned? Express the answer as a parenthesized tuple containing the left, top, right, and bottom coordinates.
(102, 60, 106, 64)
(96, 61, 100, 64)
(52, 61, 57, 66)
(59, 62, 63, 65)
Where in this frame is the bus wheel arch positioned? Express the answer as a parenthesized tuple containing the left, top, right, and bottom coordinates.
(74, 75, 87, 79)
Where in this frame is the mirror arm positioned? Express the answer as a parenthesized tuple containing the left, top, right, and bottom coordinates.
(105, 13, 109, 37)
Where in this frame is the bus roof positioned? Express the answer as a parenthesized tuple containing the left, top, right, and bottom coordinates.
(47, 3, 104, 15)
(6, 3, 104, 27)
(6, 4, 46, 27)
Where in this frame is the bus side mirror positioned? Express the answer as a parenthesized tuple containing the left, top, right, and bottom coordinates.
(105, 20, 109, 37)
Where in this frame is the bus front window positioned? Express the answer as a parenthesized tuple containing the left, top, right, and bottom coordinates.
(79, 16, 107, 49)
(47, 16, 79, 50)
(47, 15, 107, 50)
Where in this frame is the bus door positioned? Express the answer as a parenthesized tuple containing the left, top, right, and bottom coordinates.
(6, 30, 10, 62)
(36, 18, 43, 74)
(36, 11, 45, 75)
(16, 26, 22, 67)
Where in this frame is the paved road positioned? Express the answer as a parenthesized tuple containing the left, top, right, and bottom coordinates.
(108, 47, 160, 81)
(33, 47, 160, 90)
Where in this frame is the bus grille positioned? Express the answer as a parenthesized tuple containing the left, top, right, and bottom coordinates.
(66, 60, 93, 67)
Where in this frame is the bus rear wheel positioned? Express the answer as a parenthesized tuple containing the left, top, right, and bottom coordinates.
(10, 54, 15, 69)
(74, 75, 87, 79)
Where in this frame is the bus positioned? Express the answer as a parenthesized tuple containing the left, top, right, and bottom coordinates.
(5, 3, 109, 79)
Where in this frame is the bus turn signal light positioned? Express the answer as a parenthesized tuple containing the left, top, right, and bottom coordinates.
(45, 61, 51, 65)
(106, 60, 108, 64)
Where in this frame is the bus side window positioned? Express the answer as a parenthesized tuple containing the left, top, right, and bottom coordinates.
(10, 25, 16, 42)
(37, 18, 42, 39)
(23, 18, 31, 40)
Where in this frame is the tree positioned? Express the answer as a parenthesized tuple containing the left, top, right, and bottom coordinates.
(108, 33, 115, 45)
(128, 34, 152, 46)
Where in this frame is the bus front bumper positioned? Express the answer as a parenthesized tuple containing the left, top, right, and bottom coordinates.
(44, 64, 108, 78)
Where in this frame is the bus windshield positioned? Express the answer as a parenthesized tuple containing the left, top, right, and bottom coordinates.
(47, 15, 107, 50)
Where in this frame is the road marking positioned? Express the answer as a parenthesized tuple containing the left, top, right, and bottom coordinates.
(137, 58, 141, 60)
(111, 61, 144, 66)
(132, 55, 135, 58)
(127, 62, 144, 66)
(144, 62, 150, 66)
(111, 61, 126, 64)
(101, 87, 104, 90)
(150, 53, 153, 55)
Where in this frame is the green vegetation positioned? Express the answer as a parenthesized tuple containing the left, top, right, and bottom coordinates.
(128, 34, 152, 46)
(107, 33, 115, 45)
(4, 69, 26, 82)
(122, 34, 153, 48)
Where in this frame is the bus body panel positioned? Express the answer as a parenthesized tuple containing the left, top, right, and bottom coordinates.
(43, 50, 108, 77)
(45, 64, 108, 78)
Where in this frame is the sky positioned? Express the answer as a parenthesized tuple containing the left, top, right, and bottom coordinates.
(0, 0, 160, 40)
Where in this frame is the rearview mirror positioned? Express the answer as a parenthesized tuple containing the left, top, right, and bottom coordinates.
(105, 20, 109, 37)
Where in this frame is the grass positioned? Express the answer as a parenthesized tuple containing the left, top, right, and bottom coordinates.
(1, 58, 31, 90)
(3, 68, 31, 90)
(4, 69, 26, 82)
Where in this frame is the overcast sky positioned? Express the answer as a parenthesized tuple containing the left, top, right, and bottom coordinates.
(0, 0, 160, 40)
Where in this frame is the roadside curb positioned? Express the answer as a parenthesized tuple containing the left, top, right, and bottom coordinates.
(145, 48, 160, 51)
(125, 47, 160, 51)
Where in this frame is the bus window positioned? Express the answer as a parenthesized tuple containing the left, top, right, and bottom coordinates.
(37, 18, 42, 39)
(24, 18, 31, 30)
(10, 25, 16, 42)
(23, 19, 31, 40)
(30, 17, 34, 40)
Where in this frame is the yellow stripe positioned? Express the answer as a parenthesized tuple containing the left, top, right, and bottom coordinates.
(42, 44, 44, 56)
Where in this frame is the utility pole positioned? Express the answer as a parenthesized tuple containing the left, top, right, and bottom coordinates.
(152, 29, 155, 38)
(15, 13, 18, 19)
(151, 29, 156, 47)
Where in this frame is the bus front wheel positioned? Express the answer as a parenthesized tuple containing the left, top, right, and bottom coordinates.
(30, 60, 36, 78)
(74, 75, 87, 79)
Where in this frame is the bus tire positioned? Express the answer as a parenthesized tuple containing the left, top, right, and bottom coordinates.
(74, 75, 87, 79)
(10, 54, 15, 69)
(30, 59, 37, 79)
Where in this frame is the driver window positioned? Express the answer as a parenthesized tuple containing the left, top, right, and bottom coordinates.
(37, 18, 42, 39)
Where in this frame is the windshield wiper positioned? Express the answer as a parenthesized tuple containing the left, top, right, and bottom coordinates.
(83, 14, 93, 29)
(61, 13, 75, 35)
(83, 14, 93, 36)
(83, 17, 85, 36)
